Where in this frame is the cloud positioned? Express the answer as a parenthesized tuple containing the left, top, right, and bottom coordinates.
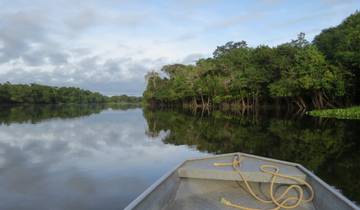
(260, 0, 284, 5)
(0, 6, 164, 96)
(181, 53, 206, 64)
(173, 33, 198, 42)
(0, 10, 70, 66)
(0, 11, 48, 63)
(320, 0, 356, 5)
(64, 8, 148, 33)
(272, 11, 336, 28)
(172, 0, 220, 8)
(0, 7, 166, 95)
(206, 12, 265, 30)
(64, 9, 100, 32)
(71, 48, 92, 56)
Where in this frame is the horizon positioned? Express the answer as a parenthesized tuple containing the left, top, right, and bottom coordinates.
(0, 0, 359, 96)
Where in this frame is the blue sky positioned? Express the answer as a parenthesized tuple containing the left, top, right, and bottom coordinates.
(0, 0, 359, 96)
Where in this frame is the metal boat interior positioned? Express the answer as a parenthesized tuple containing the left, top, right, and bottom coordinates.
(125, 153, 359, 210)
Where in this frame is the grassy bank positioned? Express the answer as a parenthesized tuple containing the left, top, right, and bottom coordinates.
(308, 106, 360, 119)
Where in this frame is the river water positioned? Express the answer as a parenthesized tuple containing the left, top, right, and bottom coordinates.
(0, 105, 358, 209)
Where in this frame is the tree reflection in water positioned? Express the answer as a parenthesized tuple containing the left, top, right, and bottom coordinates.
(0, 104, 140, 125)
(143, 108, 360, 203)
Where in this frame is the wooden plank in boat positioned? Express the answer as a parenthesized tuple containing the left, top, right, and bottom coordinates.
(178, 154, 307, 184)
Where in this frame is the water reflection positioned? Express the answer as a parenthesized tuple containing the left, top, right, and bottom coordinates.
(0, 106, 205, 210)
(143, 109, 360, 203)
(0, 104, 140, 125)
(0, 105, 358, 208)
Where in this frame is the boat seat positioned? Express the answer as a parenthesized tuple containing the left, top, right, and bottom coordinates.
(177, 155, 307, 185)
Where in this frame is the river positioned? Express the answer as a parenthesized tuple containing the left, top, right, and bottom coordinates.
(0, 105, 358, 209)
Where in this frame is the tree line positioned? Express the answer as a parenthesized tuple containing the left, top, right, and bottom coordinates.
(143, 11, 360, 111)
(0, 82, 142, 104)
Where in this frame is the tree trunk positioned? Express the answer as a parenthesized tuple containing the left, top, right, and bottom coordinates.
(255, 96, 259, 107)
(252, 95, 255, 108)
(312, 97, 316, 108)
(313, 91, 324, 109)
(207, 97, 210, 108)
(200, 94, 205, 108)
(298, 96, 307, 110)
(294, 100, 302, 110)
(318, 91, 324, 108)
(241, 98, 245, 108)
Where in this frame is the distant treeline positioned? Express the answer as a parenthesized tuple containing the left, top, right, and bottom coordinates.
(0, 83, 142, 104)
(107, 95, 142, 104)
(143, 11, 360, 111)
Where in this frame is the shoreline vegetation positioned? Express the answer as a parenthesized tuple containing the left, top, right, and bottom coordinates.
(308, 107, 360, 120)
(0, 82, 142, 105)
(143, 12, 360, 115)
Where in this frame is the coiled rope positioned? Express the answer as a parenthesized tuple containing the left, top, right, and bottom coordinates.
(213, 155, 314, 210)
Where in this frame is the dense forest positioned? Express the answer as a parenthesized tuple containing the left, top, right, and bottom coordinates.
(0, 83, 142, 104)
(143, 12, 360, 111)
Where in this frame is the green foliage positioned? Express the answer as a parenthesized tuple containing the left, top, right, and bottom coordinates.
(308, 106, 360, 119)
(270, 45, 345, 96)
(107, 95, 142, 104)
(0, 82, 141, 105)
(314, 11, 360, 101)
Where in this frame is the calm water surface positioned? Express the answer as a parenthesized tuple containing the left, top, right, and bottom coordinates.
(0, 105, 358, 209)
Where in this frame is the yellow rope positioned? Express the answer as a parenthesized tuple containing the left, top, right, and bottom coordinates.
(213, 155, 314, 210)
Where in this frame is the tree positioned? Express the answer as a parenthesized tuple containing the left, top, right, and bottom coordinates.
(213, 41, 247, 58)
(294, 45, 345, 109)
(314, 11, 360, 103)
(0, 83, 133, 105)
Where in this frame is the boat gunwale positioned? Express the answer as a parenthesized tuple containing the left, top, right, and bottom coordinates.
(296, 164, 359, 210)
(124, 153, 359, 210)
(123, 161, 186, 210)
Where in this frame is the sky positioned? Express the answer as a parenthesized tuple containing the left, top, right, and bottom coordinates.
(0, 0, 359, 96)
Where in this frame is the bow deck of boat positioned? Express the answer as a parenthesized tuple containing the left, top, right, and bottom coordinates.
(125, 153, 359, 210)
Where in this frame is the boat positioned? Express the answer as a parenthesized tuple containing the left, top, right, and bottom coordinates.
(124, 152, 359, 210)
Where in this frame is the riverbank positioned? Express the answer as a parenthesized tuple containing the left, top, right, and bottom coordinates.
(308, 106, 360, 120)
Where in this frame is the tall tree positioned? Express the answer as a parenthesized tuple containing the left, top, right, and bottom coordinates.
(314, 11, 360, 103)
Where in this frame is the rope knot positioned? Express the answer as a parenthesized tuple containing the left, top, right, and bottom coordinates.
(220, 197, 232, 206)
(213, 154, 314, 210)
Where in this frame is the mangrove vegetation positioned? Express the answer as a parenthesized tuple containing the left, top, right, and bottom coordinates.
(0, 82, 141, 105)
(143, 12, 360, 112)
(308, 106, 360, 120)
